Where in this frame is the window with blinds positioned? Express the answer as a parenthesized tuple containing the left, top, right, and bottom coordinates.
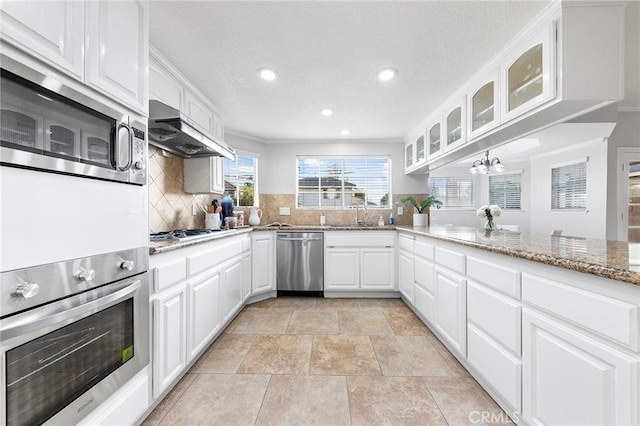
(489, 173, 522, 210)
(428, 177, 474, 208)
(223, 154, 258, 207)
(551, 161, 586, 210)
(296, 157, 391, 209)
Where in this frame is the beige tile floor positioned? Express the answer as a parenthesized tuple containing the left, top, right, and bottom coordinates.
(143, 297, 513, 426)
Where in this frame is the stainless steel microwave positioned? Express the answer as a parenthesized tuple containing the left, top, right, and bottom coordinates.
(0, 62, 147, 185)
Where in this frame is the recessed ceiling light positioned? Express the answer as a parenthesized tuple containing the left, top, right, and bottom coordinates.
(340, 129, 351, 136)
(321, 108, 333, 117)
(377, 68, 398, 81)
(257, 67, 278, 81)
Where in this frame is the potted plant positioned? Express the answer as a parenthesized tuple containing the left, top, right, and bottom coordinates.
(397, 195, 443, 227)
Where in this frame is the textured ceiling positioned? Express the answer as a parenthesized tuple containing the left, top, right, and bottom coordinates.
(149, 1, 553, 141)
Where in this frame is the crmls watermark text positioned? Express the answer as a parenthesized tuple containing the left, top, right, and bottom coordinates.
(77, 397, 94, 414)
(469, 410, 519, 424)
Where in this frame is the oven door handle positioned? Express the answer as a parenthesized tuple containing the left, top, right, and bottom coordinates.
(1, 280, 141, 342)
(114, 122, 133, 172)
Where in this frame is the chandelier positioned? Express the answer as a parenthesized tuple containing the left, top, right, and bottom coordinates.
(469, 150, 505, 174)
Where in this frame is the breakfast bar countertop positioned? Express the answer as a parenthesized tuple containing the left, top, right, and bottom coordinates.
(397, 225, 640, 286)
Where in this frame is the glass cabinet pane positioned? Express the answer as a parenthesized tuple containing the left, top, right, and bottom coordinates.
(429, 124, 440, 155)
(446, 107, 462, 146)
(472, 82, 494, 131)
(508, 43, 543, 111)
(416, 136, 425, 162)
(406, 144, 413, 167)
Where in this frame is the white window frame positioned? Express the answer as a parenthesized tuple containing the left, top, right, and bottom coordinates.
(295, 156, 393, 210)
(428, 176, 475, 210)
(223, 150, 259, 207)
(550, 157, 587, 212)
(489, 170, 523, 211)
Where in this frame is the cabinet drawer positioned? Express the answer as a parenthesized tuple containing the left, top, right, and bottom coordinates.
(325, 232, 395, 248)
(242, 236, 251, 252)
(398, 233, 414, 251)
(154, 258, 187, 292)
(415, 237, 434, 261)
(468, 324, 522, 412)
(522, 273, 639, 351)
(468, 281, 521, 355)
(435, 247, 465, 275)
(467, 256, 520, 299)
(187, 248, 217, 277)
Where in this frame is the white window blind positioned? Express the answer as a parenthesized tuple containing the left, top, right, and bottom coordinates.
(490, 173, 522, 209)
(223, 154, 258, 207)
(428, 177, 474, 208)
(296, 157, 391, 209)
(551, 161, 586, 210)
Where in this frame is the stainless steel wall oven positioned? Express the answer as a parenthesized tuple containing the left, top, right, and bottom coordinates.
(0, 248, 149, 426)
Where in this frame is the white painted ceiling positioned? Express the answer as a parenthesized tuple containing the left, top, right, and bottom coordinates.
(149, 0, 552, 141)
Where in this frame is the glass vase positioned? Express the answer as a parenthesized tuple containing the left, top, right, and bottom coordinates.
(485, 218, 496, 230)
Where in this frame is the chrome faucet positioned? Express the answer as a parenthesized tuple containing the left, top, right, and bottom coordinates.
(355, 198, 368, 226)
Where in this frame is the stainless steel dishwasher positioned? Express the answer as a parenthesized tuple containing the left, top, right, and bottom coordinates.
(276, 232, 324, 296)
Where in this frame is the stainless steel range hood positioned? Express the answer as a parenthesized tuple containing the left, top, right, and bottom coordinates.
(148, 100, 236, 160)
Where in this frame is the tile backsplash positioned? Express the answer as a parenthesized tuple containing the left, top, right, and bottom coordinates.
(148, 145, 426, 231)
(148, 146, 217, 233)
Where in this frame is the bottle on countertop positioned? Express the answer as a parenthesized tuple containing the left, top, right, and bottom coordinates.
(221, 195, 234, 227)
(320, 212, 326, 226)
(378, 215, 384, 227)
(389, 212, 395, 225)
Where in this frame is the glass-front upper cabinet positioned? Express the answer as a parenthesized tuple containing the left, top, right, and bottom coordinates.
(443, 99, 465, 152)
(467, 70, 500, 139)
(405, 142, 414, 169)
(502, 21, 555, 122)
(415, 135, 425, 163)
(428, 122, 442, 158)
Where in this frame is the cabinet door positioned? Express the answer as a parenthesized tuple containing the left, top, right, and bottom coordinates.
(242, 251, 252, 302)
(523, 309, 638, 426)
(187, 271, 221, 361)
(149, 59, 184, 110)
(427, 121, 442, 158)
(184, 89, 214, 133)
(398, 249, 414, 303)
(361, 248, 395, 290)
(467, 70, 500, 139)
(153, 285, 187, 398)
(435, 267, 467, 356)
(85, 0, 148, 113)
(212, 112, 225, 141)
(252, 233, 274, 294)
(405, 143, 414, 169)
(443, 101, 465, 152)
(222, 256, 243, 323)
(415, 135, 425, 164)
(502, 21, 555, 123)
(414, 280, 436, 326)
(0, 0, 84, 79)
(325, 249, 360, 290)
(184, 157, 224, 194)
(414, 256, 435, 294)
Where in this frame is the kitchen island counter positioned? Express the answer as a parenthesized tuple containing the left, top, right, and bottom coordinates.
(398, 225, 640, 286)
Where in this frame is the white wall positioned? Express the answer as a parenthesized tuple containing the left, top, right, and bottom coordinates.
(606, 111, 640, 240)
(529, 138, 608, 239)
(259, 140, 426, 195)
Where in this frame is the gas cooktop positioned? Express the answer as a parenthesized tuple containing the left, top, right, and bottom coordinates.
(150, 229, 225, 242)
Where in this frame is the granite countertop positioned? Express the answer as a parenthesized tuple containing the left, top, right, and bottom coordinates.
(149, 227, 253, 255)
(397, 225, 640, 286)
(251, 225, 397, 231)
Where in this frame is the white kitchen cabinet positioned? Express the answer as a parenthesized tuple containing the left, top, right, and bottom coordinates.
(467, 69, 500, 140)
(414, 255, 436, 324)
(405, 142, 414, 169)
(149, 57, 184, 110)
(361, 248, 395, 290)
(434, 266, 467, 356)
(324, 232, 396, 293)
(0, 0, 85, 79)
(242, 251, 252, 302)
(427, 120, 443, 159)
(221, 255, 243, 323)
(501, 19, 555, 123)
(398, 248, 414, 303)
(522, 308, 639, 426)
(185, 89, 214, 133)
(187, 270, 221, 361)
(153, 284, 187, 398)
(443, 98, 466, 152)
(325, 249, 360, 290)
(85, 0, 148, 114)
(252, 232, 275, 295)
(183, 157, 224, 194)
(213, 111, 225, 142)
